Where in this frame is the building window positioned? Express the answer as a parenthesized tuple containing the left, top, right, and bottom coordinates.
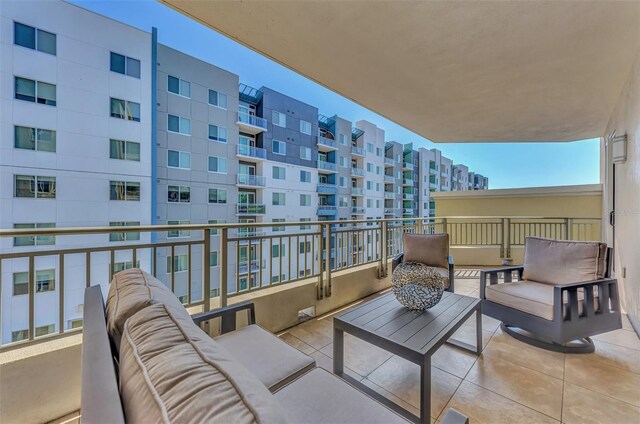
(339, 197, 348, 207)
(113, 261, 140, 273)
(167, 114, 190, 135)
(166, 254, 189, 273)
(272, 111, 286, 127)
(299, 241, 312, 254)
(110, 139, 140, 161)
(367, 199, 373, 208)
(68, 319, 83, 329)
(300, 120, 311, 135)
(14, 22, 56, 55)
(300, 170, 311, 183)
(300, 218, 311, 230)
(339, 156, 347, 167)
(14, 126, 55, 152)
(110, 52, 140, 78)
(367, 181, 373, 190)
(11, 329, 28, 343)
(15, 77, 56, 106)
(339, 134, 346, 145)
(208, 125, 227, 143)
(300, 194, 311, 206)
(208, 156, 227, 173)
(167, 220, 190, 238)
(272, 166, 286, 180)
(35, 324, 55, 337)
(376, 147, 382, 157)
(109, 222, 140, 242)
(300, 146, 311, 161)
(110, 181, 140, 201)
(167, 75, 191, 97)
(167, 150, 191, 169)
(110, 97, 140, 122)
(168, 185, 190, 203)
(367, 163, 374, 172)
(208, 90, 227, 108)
(272, 140, 286, 155)
(272, 192, 285, 206)
(14, 175, 55, 198)
(13, 223, 55, 246)
(208, 219, 227, 235)
(272, 243, 286, 258)
(367, 143, 374, 153)
(272, 219, 285, 232)
(376, 199, 382, 208)
(12, 272, 28, 296)
(209, 188, 227, 204)
(36, 269, 55, 292)
(210, 251, 219, 267)
(339, 176, 346, 187)
(376, 166, 381, 175)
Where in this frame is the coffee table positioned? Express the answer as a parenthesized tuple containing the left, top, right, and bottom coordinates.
(333, 291, 481, 424)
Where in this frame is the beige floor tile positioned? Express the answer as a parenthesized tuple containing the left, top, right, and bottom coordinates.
(562, 382, 640, 424)
(466, 355, 563, 420)
(367, 355, 462, 420)
(431, 344, 479, 379)
(309, 350, 363, 381)
(461, 313, 501, 333)
(565, 352, 640, 407)
(319, 334, 393, 377)
(360, 378, 423, 421)
(622, 314, 636, 332)
(46, 411, 81, 424)
(483, 327, 565, 378)
(278, 332, 316, 355)
(593, 328, 640, 351)
(444, 381, 558, 424)
(453, 279, 481, 295)
(589, 339, 640, 375)
(449, 323, 494, 350)
(287, 317, 333, 350)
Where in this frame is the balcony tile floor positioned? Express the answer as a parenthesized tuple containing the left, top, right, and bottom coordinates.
(278, 277, 640, 424)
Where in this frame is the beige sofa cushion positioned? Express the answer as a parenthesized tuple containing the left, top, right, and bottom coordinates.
(485, 280, 597, 321)
(119, 303, 288, 424)
(105, 268, 190, 350)
(522, 237, 607, 285)
(402, 233, 449, 269)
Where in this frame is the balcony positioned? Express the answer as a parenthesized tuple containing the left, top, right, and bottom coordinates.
(384, 175, 395, 183)
(403, 208, 414, 214)
(236, 112, 268, 134)
(351, 167, 365, 178)
(317, 160, 338, 173)
(317, 136, 338, 151)
(236, 203, 266, 215)
(351, 187, 364, 196)
(237, 144, 267, 160)
(384, 208, 399, 214)
(402, 193, 414, 200)
(317, 205, 337, 215)
(384, 192, 395, 199)
(237, 259, 261, 274)
(351, 207, 365, 214)
(236, 174, 266, 188)
(317, 183, 338, 194)
(402, 178, 414, 186)
(351, 146, 366, 157)
(384, 157, 394, 166)
(403, 162, 414, 170)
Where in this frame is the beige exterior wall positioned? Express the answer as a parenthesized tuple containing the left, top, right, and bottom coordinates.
(604, 51, 640, 334)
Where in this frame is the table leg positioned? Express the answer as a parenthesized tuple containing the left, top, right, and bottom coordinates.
(420, 356, 431, 424)
(333, 327, 344, 375)
(476, 306, 483, 355)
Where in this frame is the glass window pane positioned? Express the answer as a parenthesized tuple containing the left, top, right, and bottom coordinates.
(36, 177, 56, 198)
(180, 80, 190, 97)
(36, 29, 56, 55)
(168, 75, 179, 94)
(126, 57, 140, 78)
(208, 90, 217, 105)
(180, 152, 191, 169)
(110, 98, 125, 119)
(110, 52, 126, 74)
(127, 182, 140, 201)
(110, 139, 125, 160)
(15, 77, 35, 102)
(127, 101, 140, 122)
(15, 175, 35, 198)
(13, 272, 29, 296)
(36, 269, 55, 292)
(168, 185, 179, 202)
(36, 129, 56, 152)
(218, 93, 227, 109)
(168, 115, 179, 132)
(218, 127, 227, 142)
(168, 150, 179, 167)
(180, 187, 190, 202)
(15, 126, 35, 150)
(126, 142, 140, 161)
(37, 81, 56, 106)
(15, 22, 36, 49)
(110, 181, 125, 200)
(180, 117, 190, 135)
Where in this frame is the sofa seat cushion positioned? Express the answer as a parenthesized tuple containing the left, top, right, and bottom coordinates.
(522, 237, 607, 285)
(485, 280, 597, 321)
(274, 368, 408, 423)
(433, 267, 450, 289)
(119, 303, 288, 424)
(215, 324, 316, 392)
(105, 268, 190, 350)
(402, 233, 450, 269)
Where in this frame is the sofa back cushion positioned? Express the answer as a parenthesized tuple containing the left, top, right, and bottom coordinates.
(522, 237, 607, 285)
(403, 233, 449, 269)
(119, 303, 288, 424)
(105, 268, 190, 350)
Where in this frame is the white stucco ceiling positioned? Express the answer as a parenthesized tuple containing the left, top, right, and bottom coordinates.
(159, 1, 640, 143)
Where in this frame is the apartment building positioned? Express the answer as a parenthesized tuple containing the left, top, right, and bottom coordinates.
(0, 0, 487, 344)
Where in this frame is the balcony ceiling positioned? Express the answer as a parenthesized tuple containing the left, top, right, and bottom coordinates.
(159, 1, 640, 143)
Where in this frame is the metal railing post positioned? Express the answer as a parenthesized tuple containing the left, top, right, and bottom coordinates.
(416, 218, 424, 235)
(441, 217, 448, 235)
(379, 220, 388, 278)
(219, 227, 228, 308)
(503, 218, 510, 259)
(318, 224, 324, 300)
(567, 218, 573, 240)
(203, 228, 211, 312)
(325, 224, 332, 297)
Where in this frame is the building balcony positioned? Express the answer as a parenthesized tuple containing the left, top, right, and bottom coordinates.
(430, 182, 438, 189)
(351, 146, 366, 157)
(236, 203, 267, 215)
(403, 162, 414, 170)
(351, 167, 365, 177)
(351, 187, 364, 196)
(384, 175, 395, 183)
(384, 208, 399, 215)
(384, 157, 394, 166)
(402, 193, 414, 200)
(236, 174, 266, 188)
(317, 136, 338, 151)
(403, 208, 414, 214)
(430, 167, 438, 174)
(317, 205, 337, 215)
(384, 192, 395, 199)
(237, 144, 267, 161)
(351, 206, 365, 214)
(237, 228, 266, 239)
(317, 183, 338, 194)
(237, 259, 261, 274)
(236, 112, 268, 135)
(317, 160, 338, 173)
(402, 178, 414, 186)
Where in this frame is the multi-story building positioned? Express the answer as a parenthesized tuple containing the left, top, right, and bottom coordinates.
(0, 0, 487, 344)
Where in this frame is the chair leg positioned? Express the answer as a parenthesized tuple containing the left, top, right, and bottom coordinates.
(501, 323, 595, 354)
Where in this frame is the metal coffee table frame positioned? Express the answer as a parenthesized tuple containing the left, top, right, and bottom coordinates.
(333, 291, 482, 424)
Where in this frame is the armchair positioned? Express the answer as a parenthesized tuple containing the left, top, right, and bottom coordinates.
(480, 237, 622, 353)
(392, 233, 455, 292)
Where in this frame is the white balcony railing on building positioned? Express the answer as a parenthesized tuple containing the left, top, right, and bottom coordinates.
(237, 112, 268, 130)
(237, 174, 266, 187)
(351, 146, 366, 156)
(317, 136, 338, 149)
(317, 160, 337, 172)
(402, 178, 414, 185)
(384, 175, 395, 183)
(0, 216, 601, 350)
(237, 144, 267, 160)
(403, 162, 414, 170)
(384, 157, 394, 166)
(351, 207, 366, 214)
(237, 203, 267, 215)
(384, 192, 395, 199)
(351, 187, 364, 196)
(351, 167, 365, 177)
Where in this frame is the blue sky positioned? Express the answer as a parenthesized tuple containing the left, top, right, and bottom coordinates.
(72, 0, 600, 189)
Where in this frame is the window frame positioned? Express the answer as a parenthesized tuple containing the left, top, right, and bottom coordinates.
(208, 89, 228, 109)
(14, 76, 56, 106)
(272, 110, 286, 128)
(167, 114, 190, 135)
(208, 188, 228, 204)
(109, 180, 141, 201)
(208, 124, 228, 143)
(208, 156, 228, 174)
(14, 125, 56, 152)
(167, 75, 191, 98)
(109, 139, 140, 161)
(299, 119, 311, 135)
(272, 139, 286, 156)
(14, 175, 56, 199)
(167, 185, 191, 203)
(14, 22, 56, 55)
(110, 97, 140, 122)
(167, 150, 191, 169)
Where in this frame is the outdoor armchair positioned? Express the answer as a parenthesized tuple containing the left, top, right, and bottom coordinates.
(392, 233, 455, 292)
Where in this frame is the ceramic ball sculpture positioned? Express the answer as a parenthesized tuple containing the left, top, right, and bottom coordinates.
(391, 262, 445, 311)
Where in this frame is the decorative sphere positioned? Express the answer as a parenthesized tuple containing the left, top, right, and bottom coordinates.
(392, 262, 445, 311)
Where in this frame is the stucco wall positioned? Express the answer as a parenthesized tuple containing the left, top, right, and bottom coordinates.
(604, 51, 640, 335)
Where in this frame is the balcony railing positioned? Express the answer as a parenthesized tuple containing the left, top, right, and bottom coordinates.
(402, 193, 414, 200)
(351, 187, 364, 196)
(351, 207, 366, 214)
(237, 203, 266, 215)
(351, 167, 365, 177)
(237, 144, 267, 160)
(317, 183, 338, 194)
(384, 192, 395, 199)
(384, 157, 394, 166)
(403, 162, 414, 170)
(317, 136, 338, 150)
(402, 178, 414, 185)
(0, 216, 601, 350)
(351, 146, 366, 156)
(237, 112, 268, 131)
(317, 160, 337, 172)
(317, 205, 337, 216)
(236, 174, 266, 187)
(384, 175, 395, 183)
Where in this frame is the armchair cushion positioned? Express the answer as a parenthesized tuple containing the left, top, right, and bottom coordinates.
(402, 233, 449, 269)
(522, 237, 607, 285)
